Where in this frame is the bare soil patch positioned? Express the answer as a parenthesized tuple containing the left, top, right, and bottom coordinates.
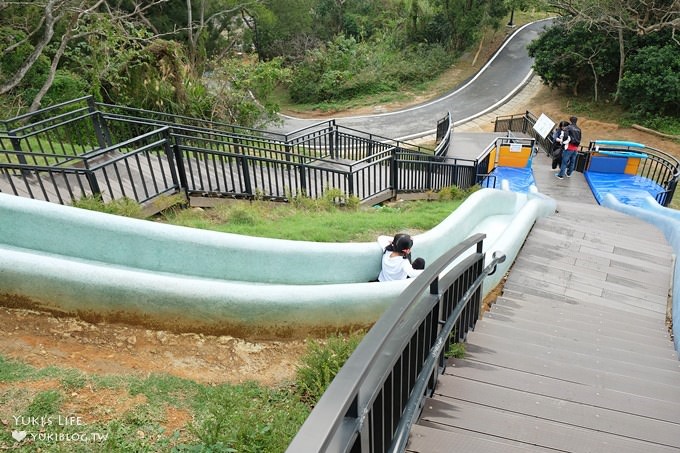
(0, 307, 307, 386)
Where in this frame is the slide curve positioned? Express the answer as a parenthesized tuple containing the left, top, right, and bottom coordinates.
(0, 189, 555, 338)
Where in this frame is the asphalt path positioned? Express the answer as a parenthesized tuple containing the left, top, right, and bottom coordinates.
(268, 18, 554, 141)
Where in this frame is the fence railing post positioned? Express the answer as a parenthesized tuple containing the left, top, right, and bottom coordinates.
(298, 165, 308, 197)
(87, 97, 111, 149)
(85, 169, 102, 199)
(347, 169, 354, 198)
(162, 129, 181, 192)
(8, 131, 32, 178)
(390, 149, 398, 193)
(240, 157, 253, 197)
(330, 121, 337, 160)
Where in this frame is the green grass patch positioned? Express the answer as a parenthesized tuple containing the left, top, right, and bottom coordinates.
(0, 356, 35, 382)
(189, 382, 309, 453)
(160, 195, 466, 242)
(0, 326, 364, 451)
(446, 342, 466, 359)
(72, 195, 146, 218)
(24, 390, 63, 418)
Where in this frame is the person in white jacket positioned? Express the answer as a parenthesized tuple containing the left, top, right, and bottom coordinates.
(378, 234, 425, 282)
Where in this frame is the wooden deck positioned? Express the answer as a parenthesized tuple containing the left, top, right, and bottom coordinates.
(407, 151, 680, 452)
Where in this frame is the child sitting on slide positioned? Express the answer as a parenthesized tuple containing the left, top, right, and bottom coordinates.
(377, 233, 425, 282)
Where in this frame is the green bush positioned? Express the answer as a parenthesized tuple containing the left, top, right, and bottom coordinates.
(619, 44, 680, 118)
(438, 185, 467, 200)
(41, 70, 90, 106)
(295, 331, 366, 404)
(288, 36, 453, 104)
(636, 115, 680, 137)
(446, 342, 465, 359)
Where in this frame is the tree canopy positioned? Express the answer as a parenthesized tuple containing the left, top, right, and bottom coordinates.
(1, 0, 675, 127)
(529, 0, 679, 120)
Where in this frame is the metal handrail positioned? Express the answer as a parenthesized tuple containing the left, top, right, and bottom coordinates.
(1, 101, 486, 206)
(389, 250, 505, 452)
(286, 234, 506, 453)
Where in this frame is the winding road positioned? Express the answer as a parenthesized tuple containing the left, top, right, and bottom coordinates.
(268, 19, 554, 140)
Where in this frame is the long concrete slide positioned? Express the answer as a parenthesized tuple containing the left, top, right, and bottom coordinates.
(0, 189, 555, 338)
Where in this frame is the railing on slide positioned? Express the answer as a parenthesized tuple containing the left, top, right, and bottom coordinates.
(286, 234, 506, 453)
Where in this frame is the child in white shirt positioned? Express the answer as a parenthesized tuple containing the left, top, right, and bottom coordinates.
(378, 234, 425, 282)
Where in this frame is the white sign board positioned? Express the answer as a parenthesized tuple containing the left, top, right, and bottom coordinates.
(510, 143, 522, 152)
(533, 113, 555, 139)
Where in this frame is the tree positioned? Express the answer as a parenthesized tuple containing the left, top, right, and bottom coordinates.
(0, 0, 166, 112)
(619, 44, 680, 116)
(546, 0, 680, 100)
(528, 22, 619, 98)
(184, 0, 254, 71)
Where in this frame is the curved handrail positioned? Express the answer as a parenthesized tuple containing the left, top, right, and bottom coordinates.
(434, 112, 452, 158)
(285, 234, 506, 452)
(388, 251, 505, 453)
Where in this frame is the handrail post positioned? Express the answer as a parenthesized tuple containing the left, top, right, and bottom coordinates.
(330, 120, 337, 160)
(87, 96, 110, 150)
(162, 129, 181, 192)
(390, 148, 398, 192)
(299, 165, 308, 197)
(347, 169, 354, 198)
(172, 135, 189, 191)
(8, 131, 31, 178)
(240, 157, 253, 197)
(85, 169, 102, 199)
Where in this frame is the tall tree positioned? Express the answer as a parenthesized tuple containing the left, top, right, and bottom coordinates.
(547, 0, 680, 100)
(0, 0, 166, 111)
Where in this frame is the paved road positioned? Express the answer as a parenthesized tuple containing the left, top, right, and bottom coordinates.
(268, 18, 554, 141)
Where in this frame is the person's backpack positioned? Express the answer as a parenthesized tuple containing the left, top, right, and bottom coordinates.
(568, 125, 581, 146)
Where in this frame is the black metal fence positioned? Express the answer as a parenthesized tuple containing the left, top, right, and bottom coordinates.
(494, 111, 680, 207)
(434, 112, 452, 158)
(1, 98, 487, 207)
(494, 110, 549, 153)
(286, 234, 506, 453)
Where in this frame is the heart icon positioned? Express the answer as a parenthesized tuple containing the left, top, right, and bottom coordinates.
(12, 430, 27, 442)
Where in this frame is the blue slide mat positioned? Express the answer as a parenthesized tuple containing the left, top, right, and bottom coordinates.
(585, 171, 664, 207)
(487, 166, 535, 193)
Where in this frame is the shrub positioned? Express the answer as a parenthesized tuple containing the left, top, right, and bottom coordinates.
(446, 342, 465, 359)
(41, 70, 89, 106)
(295, 331, 366, 404)
(72, 195, 145, 218)
(619, 44, 680, 118)
(438, 185, 466, 200)
(288, 36, 453, 104)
